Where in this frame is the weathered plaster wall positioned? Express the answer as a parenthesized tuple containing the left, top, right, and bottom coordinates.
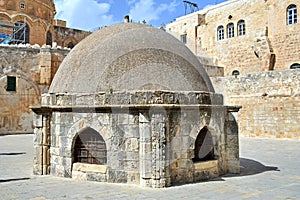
(212, 69, 300, 139)
(0, 45, 69, 134)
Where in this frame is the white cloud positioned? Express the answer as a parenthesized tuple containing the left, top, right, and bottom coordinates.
(54, 0, 115, 31)
(128, 0, 179, 24)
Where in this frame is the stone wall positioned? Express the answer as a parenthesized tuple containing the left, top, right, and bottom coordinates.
(167, 0, 300, 76)
(212, 69, 300, 139)
(0, 45, 69, 134)
(53, 26, 91, 48)
(32, 91, 240, 187)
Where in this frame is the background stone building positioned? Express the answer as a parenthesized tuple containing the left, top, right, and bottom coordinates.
(0, 0, 90, 134)
(167, 0, 300, 76)
(0, 0, 90, 47)
(167, 0, 300, 139)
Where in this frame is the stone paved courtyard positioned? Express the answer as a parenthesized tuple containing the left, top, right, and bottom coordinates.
(0, 134, 299, 200)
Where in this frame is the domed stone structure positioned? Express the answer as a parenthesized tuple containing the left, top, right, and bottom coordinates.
(32, 23, 240, 188)
(50, 23, 214, 93)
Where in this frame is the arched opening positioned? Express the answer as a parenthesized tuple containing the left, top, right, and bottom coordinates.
(232, 70, 240, 77)
(13, 21, 30, 44)
(287, 4, 297, 25)
(290, 63, 300, 69)
(67, 42, 74, 49)
(193, 127, 214, 162)
(237, 20, 245, 36)
(227, 22, 234, 38)
(46, 31, 52, 46)
(73, 127, 107, 165)
(217, 25, 224, 40)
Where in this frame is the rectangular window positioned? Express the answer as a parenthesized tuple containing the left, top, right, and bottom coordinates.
(7, 76, 16, 92)
(180, 34, 187, 44)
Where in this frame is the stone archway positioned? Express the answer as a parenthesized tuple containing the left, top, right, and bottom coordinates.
(193, 126, 214, 162)
(73, 127, 107, 165)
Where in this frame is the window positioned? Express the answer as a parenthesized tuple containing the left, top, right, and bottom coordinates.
(193, 127, 214, 162)
(7, 76, 16, 92)
(227, 23, 234, 38)
(237, 20, 245, 36)
(232, 70, 240, 77)
(180, 34, 187, 44)
(287, 5, 297, 25)
(290, 63, 300, 69)
(20, 2, 25, 9)
(217, 25, 224, 40)
(67, 42, 74, 49)
(46, 31, 52, 46)
(74, 128, 107, 165)
(13, 22, 30, 44)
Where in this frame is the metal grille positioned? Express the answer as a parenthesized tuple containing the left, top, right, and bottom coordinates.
(74, 128, 107, 165)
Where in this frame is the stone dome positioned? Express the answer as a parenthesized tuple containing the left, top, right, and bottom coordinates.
(49, 23, 215, 93)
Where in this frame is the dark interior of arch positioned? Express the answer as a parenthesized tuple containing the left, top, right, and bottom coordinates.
(73, 127, 107, 165)
(193, 127, 214, 162)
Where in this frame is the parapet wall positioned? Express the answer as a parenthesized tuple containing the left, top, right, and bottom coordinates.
(212, 69, 300, 138)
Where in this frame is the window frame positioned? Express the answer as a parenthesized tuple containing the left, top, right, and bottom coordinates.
(20, 2, 25, 9)
(237, 20, 245, 36)
(180, 34, 187, 44)
(217, 25, 224, 41)
(287, 4, 297, 25)
(227, 23, 234, 38)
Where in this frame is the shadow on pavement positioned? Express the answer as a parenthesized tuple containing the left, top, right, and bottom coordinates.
(0, 178, 30, 183)
(0, 152, 26, 156)
(223, 157, 280, 178)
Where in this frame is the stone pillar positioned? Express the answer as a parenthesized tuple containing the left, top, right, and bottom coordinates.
(39, 49, 52, 85)
(33, 112, 51, 175)
(139, 110, 170, 188)
(224, 112, 240, 174)
(139, 112, 152, 187)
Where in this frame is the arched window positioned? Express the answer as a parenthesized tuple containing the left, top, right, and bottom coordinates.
(46, 31, 52, 46)
(232, 70, 240, 76)
(193, 127, 214, 162)
(290, 63, 300, 69)
(13, 21, 30, 44)
(227, 23, 234, 38)
(74, 128, 107, 165)
(67, 42, 74, 49)
(237, 20, 245, 36)
(217, 25, 224, 40)
(287, 4, 297, 25)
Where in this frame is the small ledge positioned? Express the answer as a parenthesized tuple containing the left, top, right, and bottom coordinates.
(72, 163, 107, 174)
(194, 160, 218, 170)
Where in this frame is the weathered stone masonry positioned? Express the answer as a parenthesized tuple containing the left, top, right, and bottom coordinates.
(0, 45, 69, 134)
(212, 69, 300, 139)
(32, 91, 240, 187)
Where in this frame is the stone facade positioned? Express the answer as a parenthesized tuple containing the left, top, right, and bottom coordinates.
(212, 69, 300, 139)
(0, 0, 90, 47)
(167, 0, 300, 76)
(0, 45, 69, 134)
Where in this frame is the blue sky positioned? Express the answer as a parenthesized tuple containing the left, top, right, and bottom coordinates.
(54, 0, 228, 31)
